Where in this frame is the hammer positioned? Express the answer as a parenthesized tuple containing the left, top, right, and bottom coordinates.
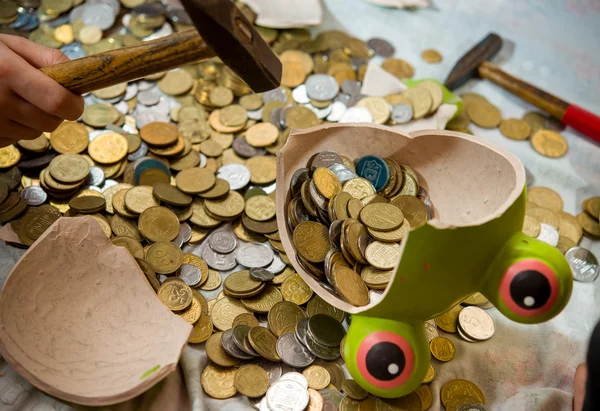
(40, 0, 282, 94)
(445, 33, 600, 143)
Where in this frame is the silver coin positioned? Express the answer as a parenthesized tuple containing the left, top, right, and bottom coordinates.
(233, 325, 260, 356)
(144, 22, 173, 41)
(319, 388, 346, 411)
(259, 398, 270, 411)
(290, 168, 310, 197)
(216, 164, 251, 190)
(253, 358, 283, 385)
(320, 282, 339, 297)
(221, 328, 254, 360)
(81, 4, 115, 30)
(263, 88, 288, 103)
(338, 106, 373, 123)
(367, 37, 395, 57)
(84, 166, 105, 187)
(247, 108, 264, 120)
(69, 4, 85, 23)
(295, 318, 310, 347)
(158, 274, 168, 284)
(208, 231, 237, 253)
(304, 103, 332, 119)
(20, 186, 47, 206)
(270, 107, 285, 130)
(101, 179, 118, 191)
(335, 93, 352, 106)
(292, 84, 310, 104)
(127, 141, 148, 161)
(424, 319, 438, 342)
(566, 247, 599, 282)
(202, 247, 237, 271)
(136, 80, 156, 91)
(341, 80, 362, 96)
(265, 254, 286, 275)
(309, 180, 328, 211)
(88, 0, 120, 16)
(263, 182, 277, 194)
(250, 267, 275, 281)
(233, 137, 267, 158)
(458, 306, 495, 341)
(305, 74, 339, 102)
(457, 324, 477, 343)
(266, 380, 309, 411)
(178, 264, 201, 287)
(137, 89, 160, 106)
(172, 222, 192, 247)
(278, 372, 309, 389)
(124, 83, 138, 100)
(326, 101, 347, 122)
(198, 153, 208, 168)
(391, 104, 413, 123)
(524, 166, 534, 187)
(308, 314, 345, 347)
(236, 243, 274, 268)
(80, 185, 102, 193)
(304, 331, 340, 360)
(60, 42, 86, 60)
(536, 223, 559, 247)
(328, 164, 358, 184)
(276, 333, 315, 368)
(114, 100, 129, 115)
(369, 289, 384, 304)
(457, 404, 490, 411)
(136, 109, 169, 128)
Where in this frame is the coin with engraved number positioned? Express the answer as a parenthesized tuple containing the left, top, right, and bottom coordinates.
(250, 267, 275, 281)
(236, 243, 275, 268)
(20, 186, 47, 206)
(305, 74, 339, 101)
(217, 163, 251, 190)
(178, 264, 202, 287)
(458, 306, 495, 341)
(266, 380, 309, 411)
(566, 247, 599, 282)
(276, 332, 315, 368)
(208, 231, 237, 253)
(202, 247, 237, 271)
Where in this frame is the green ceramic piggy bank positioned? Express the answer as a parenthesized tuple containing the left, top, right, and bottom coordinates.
(276, 124, 573, 398)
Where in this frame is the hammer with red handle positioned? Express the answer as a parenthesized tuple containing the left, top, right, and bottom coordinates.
(445, 33, 600, 143)
(40, 0, 282, 94)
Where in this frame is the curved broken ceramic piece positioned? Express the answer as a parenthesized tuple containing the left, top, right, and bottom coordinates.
(0, 216, 192, 406)
(240, 0, 322, 28)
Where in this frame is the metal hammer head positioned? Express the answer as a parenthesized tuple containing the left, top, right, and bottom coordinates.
(179, 0, 282, 92)
(444, 33, 503, 91)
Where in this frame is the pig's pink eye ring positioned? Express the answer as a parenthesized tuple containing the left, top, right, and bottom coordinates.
(356, 331, 415, 390)
(499, 259, 559, 318)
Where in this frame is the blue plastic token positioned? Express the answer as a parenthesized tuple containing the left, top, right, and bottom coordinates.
(355, 155, 390, 192)
(134, 158, 171, 185)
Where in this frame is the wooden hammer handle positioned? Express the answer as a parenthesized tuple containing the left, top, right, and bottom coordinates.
(41, 30, 215, 95)
(478, 61, 569, 119)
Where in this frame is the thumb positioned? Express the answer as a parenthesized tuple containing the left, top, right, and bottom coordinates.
(0, 34, 70, 68)
(574, 363, 587, 411)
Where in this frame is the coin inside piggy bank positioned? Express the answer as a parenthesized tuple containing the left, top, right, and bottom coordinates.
(275, 123, 573, 398)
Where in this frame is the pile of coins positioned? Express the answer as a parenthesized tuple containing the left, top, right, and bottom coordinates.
(447, 94, 569, 159)
(287, 150, 432, 307)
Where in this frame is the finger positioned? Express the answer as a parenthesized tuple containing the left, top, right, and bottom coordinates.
(0, 34, 70, 67)
(574, 363, 587, 411)
(0, 120, 42, 142)
(0, 41, 84, 121)
(10, 92, 63, 132)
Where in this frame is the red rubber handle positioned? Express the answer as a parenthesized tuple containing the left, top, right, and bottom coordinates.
(562, 105, 600, 143)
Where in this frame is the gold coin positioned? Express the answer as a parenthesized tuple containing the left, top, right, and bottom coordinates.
(462, 292, 488, 306)
(557, 236, 577, 254)
(356, 97, 390, 124)
(224, 270, 262, 295)
(247, 326, 281, 362)
(499, 118, 531, 140)
(0, 145, 21, 169)
(285, 106, 320, 129)
(234, 364, 270, 398)
(53, 24, 73, 44)
(210, 86, 234, 107)
(306, 295, 345, 322)
(201, 364, 237, 399)
(267, 300, 307, 337)
(415, 384, 433, 410)
(246, 155, 277, 184)
(111, 236, 144, 259)
(201, 269, 222, 291)
(190, 199, 221, 228)
(522, 215, 541, 237)
(281, 61, 306, 88)
(50, 121, 88, 154)
(523, 111, 547, 135)
(528, 186, 563, 212)
(183, 254, 209, 286)
(176, 168, 216, 194)
(241, 284, 283, 313)
(179, 296, 202, 324)
(377, 393, 422, 411)
(140, 122, 179, 147)
(421, 48, 442, 63)
(578, 212, 600, 237)
(293, 221, 331, 263)
(88, 131, 128, 164)
(112, 189, 137, 218)
(218, 105, 248, 128)
(347, 198, 363, 219)
(245, 195, 276, 221)
(79, 25, 102, 45)
(282, 273, 313, 305)
(435, 304, 462, 333)
(343, 178, 375, 200)
(233, 313, 259, 328)
(69, 195, 106, 213)
(205, 332, 240, 367)
(239, 93, 264, 111)
(48, 154, 89, 183)
(531, 129, 568, 158)
(466, 101, 501, 128)
(361, 266, 392, 289)
(147, 242, 184, 274)
(303, 365, 331, 390)
(403, 87, 432, 120)
(17, 135, 49, 153)
(313, 168, 342, 200)
(124, 185, 159, 214)
(526, 206, 559, 229)
(368, 220, 410, 243)
(583, 197, 600, 219)
(430, 336, 456, 362)
(158, 70, 194, 96)
(416, 81, 443, 114)
(389, 196, 426, 228)
(381, 58, 414, 79)
(157, 279, 192, 311)
(342, 379, 368, 400)
(109, 214, 143, 241)
(188, 311, 213, 343)
(441, 379, 485, 407)
(364, 241, 400, 270)
(92, 83, 127, 100)
(422, 363, 435, 384)
(138, 206, 179, 242)
(148, 136, 185, 158)
(360, 203, 404, 231)
(280, 50, 314, 74)
(212, 296, 251, 331)
(333, 266, 370, 307)
(272, 267, 296, 285)
(557, 211, 582, 244)
(205, 191, 245, 219)
(245, 122, 280, 147)
(82, 103, 120, 128)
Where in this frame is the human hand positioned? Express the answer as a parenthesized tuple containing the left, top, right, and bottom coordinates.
(574, 363, 587, 411)
(0, 34, 84, 148)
